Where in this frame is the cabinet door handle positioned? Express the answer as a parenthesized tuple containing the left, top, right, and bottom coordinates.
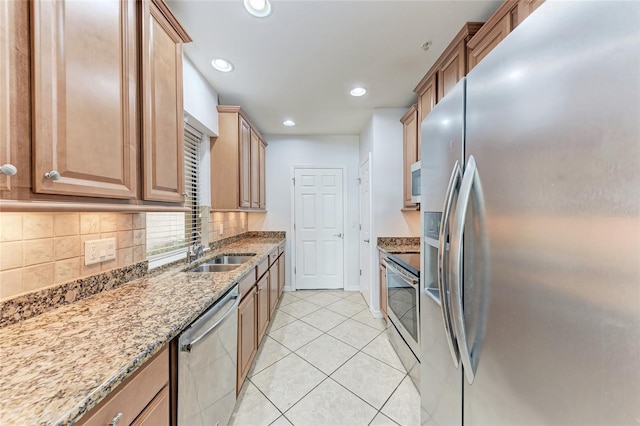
(109, 412, 123, 426)
(0, 164, 17, 176)
(44, 170, 61, 180)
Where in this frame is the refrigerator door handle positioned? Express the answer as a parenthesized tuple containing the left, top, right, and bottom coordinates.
(438, 160, 461, 368)
(450, 155, 486, 384)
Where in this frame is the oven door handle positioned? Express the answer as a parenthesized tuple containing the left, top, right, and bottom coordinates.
(383, 259, 418, 286)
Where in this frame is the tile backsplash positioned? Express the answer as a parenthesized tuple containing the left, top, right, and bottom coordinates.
(210, 211, 248, 243)
(0, 212, 146, 300)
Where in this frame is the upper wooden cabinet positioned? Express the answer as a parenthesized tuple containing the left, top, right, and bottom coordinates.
(212, 106, 267, 211)
(468, 0, 545, 71)
(0, 0, 30, 198)
(2, 0, 189, 209)
(401, 104, 419, 209)
(31, 0, 138, 199)
(141, 0, 191, 203)
(416, 73, 436, 158)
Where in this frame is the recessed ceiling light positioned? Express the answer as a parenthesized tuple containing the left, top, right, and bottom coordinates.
(211, 58, 233, 72)
(283, 120, 296, 127)
(244, 0, 272, 17)
(350, 87, 367, 97)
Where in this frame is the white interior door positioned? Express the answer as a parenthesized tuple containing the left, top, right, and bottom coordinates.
(359, 157, 372, 305)
(294, 168, 344, 290)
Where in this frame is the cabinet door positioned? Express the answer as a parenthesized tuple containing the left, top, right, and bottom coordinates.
(250, 129, 260, 209)
(141, 0, 184, 203)
(402, 107, 418, 208)
(417, 74, 436, 161)
(437, 41, 466, 101)
(278, 254, 286, 296)
(131, 386, 169, 426)
(517, 0, 544, 25)
(269, 265, 278, 316)
(379, 263, 388, 319)
(259, 139, 266, 209)
(256, 274, 269, 345)
(32, 0, 137, 199)
(468, 14, 511, 71)
(237, 290, 257, 392)
(239, 118, 251, 208)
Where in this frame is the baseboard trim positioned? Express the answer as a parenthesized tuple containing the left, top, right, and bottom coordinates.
(370, 308, 383, 319)
(343, 285, 360, 292)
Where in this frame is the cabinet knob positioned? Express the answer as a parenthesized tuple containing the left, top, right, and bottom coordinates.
(44, 170, 61, 181)
(109, 412, 123, 426)
(0, 164, 17, 176)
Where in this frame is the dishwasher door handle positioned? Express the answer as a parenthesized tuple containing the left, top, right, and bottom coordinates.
(181, 293, 240, 352)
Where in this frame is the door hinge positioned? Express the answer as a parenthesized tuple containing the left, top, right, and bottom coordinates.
(293, 223, 296, 230)
(292, 177, 295, 185)
(359, 224, 362, 230)
(294, 267, 296, 274)
(357, 177, 361, 184)
(360, 269, 362, 276)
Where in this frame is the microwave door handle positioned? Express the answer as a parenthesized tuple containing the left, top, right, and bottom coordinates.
(450, 155, 487, 384)
(438, 160, 461, 368)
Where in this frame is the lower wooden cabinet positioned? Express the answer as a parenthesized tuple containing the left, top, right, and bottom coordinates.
(269, 264, 279, 317)
(78, 346, 169, 426)
(278, 254, 286, 296)
(379, 251, 388, 319)
(256, 273, 270, 345)
(237, 288, 257, 393)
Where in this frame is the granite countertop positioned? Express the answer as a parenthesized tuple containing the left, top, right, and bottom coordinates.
(377, 236, 420, 254)
(0, 236, 284, 426)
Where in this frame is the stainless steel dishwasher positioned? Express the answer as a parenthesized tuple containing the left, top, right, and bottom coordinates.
(178, 285, 239, 426)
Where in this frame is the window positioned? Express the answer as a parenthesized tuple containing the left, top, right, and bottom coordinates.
(146, 123, 203, 267)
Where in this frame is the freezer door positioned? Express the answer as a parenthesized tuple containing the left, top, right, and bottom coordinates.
(463, 1, 640, 424)
(420, 80, 464, 425)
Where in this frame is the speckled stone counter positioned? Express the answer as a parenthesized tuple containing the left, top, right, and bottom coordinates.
(0, 235, 285, 426)
(377, 236, 420, 254)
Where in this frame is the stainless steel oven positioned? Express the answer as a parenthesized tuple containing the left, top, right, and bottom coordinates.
(384, 253, 420, 386)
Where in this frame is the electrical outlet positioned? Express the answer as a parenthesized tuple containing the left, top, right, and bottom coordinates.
(84, 238, 117, 265)
(219, 223, 224, 235)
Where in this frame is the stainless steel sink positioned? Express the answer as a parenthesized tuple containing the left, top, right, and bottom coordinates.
(187, 264, 240, 273)
(206, 254, 255, 265)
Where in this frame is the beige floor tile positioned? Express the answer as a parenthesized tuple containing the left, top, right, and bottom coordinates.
(267, 310, 298, 332)
(322, 290, 352, 299)
(269, 416, 293, 426)
(299, 308, 347, 332)
(278, 292, 300, 307)
(251, 353, 326, 412)
(331, 352, 405, 409)
(248, 336, 292, 377)
(345, 291, 368, 306)
(295, 334, 357, 375)
(351, 309, 388, 331)
(268, 321, 322, 351)
(325, 299, 367, 317)
(229, 381, 281, 426)
(291, 290, 320, 299)
(304, 291, 342, 307)
(277, 299, 321, 319)
(370, 413, 400, 425)
(285, 379, 377, 426)
(381, 376, 420, 426)
(361, 333, 406, 372)
(327, 319, 381, 349)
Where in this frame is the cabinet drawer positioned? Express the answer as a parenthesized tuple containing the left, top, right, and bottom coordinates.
(79, 346, 168, 426)
(131, 385, 169, 426)
(256, 257, 269, 279)
(238, 268, 256, 299)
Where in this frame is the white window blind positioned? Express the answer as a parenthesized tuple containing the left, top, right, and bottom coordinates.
(146, 123, 202, 263)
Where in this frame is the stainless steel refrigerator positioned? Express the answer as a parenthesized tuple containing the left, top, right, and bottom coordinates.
(419, 2, 640, 424)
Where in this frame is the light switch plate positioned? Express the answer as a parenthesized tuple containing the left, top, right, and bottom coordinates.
(84, 238, 116, 265)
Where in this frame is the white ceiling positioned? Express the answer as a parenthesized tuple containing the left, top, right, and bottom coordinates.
(167, 0, 502, 135)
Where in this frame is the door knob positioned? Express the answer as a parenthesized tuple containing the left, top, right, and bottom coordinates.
(44, 170, 61, 180)
(364, 239, 370, 243)
(333, 233, 343, 238)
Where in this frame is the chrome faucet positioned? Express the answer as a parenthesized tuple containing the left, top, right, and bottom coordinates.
(186, 231, 204, 263)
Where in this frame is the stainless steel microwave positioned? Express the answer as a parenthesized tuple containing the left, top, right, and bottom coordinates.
(411, 160, 421, 203)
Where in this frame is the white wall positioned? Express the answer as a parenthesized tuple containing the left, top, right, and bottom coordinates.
(183, 55, 219, 137)
(359, 108, 420, 315)
(249, 135, 361, 291)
